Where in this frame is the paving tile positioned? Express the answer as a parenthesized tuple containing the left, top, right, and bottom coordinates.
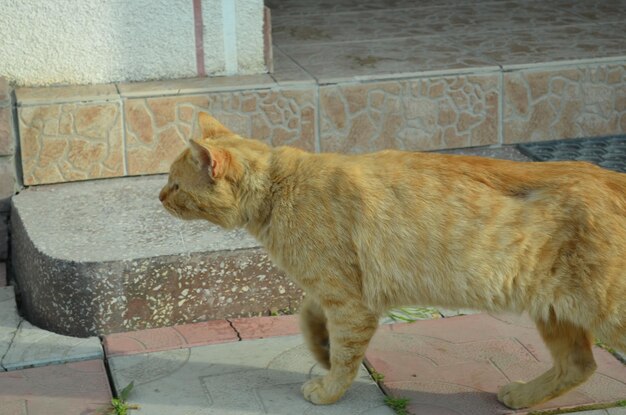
(270, 48, 316, 86)
(558, 0, 626, 24)
(447, 24, 626, 70)
(230, 315, 300, 340)
(0, 359, 112, 415)
(103, 320, 238, 357)
(0, 287, 20, 367)
(0, 287, 103, 371)
(109, 335, 394, 414)
(2, 320, 103, 371)
(267, 0, 459, 17)
(365, 313, 626, 415)
(18, 101, 125, 185)
(320, 74, 499, 153)
(272, 3, 586, 47)
(267, 0, 555, 17)
(573, 408, 626, 415)
(280, 36, 498, 83)
(503, 63, 626, 144)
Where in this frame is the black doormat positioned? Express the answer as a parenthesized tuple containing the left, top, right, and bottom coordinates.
(517, 136, 626, 173)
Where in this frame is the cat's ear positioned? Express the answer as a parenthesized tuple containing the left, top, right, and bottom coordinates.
(198, 112, 232, 139)
(189, 139, 238, 180)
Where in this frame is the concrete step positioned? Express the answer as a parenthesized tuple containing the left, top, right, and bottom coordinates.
(11, 175, 302, 337)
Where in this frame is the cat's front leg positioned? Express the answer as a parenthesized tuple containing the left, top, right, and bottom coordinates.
(301, 299, 378, 405)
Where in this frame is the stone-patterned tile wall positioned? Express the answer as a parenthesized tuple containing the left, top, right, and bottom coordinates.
(0, 78, 18, 261)
(0, 107, 14, 157)
(503, 63, 626, 143)
(0, 80, 17, 204)
(14, 61, 626, 185)
(126, 87, 317, 175)
(18, 102, 124, 185)
(320, 74, 499, 153)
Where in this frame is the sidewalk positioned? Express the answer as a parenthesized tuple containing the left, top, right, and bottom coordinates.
(1, 284, 624, 415)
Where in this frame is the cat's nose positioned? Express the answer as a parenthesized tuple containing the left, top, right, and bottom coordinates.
(159, 188, 167, 202)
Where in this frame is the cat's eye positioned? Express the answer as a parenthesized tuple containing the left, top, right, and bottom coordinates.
(172, 183, 179, 191)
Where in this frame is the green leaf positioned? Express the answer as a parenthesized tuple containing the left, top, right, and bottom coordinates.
(119, 381, 134, 401)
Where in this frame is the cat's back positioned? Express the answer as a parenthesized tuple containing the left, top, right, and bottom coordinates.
(278, 147, 626, 217)
(355, 150, 626, 211)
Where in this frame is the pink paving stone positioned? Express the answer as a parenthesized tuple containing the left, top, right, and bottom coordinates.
(103, 319, 237, 357)
(230, 315, 301, 340)
(365, 313, 626, 415)
(0, 359, 112, 415)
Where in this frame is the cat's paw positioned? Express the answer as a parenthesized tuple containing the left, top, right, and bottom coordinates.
(301, 377, 342, 405)
(497, 381, 533, 409)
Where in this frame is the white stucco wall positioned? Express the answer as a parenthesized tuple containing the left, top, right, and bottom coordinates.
(202, 0, 265, 76)
(235, 0, 265, 74)
(0, 0, 266, 86)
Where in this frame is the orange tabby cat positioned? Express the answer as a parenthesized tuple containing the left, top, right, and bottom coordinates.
(160, 112, 626, 409)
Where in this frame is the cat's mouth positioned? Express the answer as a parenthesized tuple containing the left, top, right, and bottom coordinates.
(161, 201, 182, 219)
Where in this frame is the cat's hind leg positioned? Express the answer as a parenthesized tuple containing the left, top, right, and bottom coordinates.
(498, 315, 597, 409)
(300, 296, 331, 369)
(301, 299, 378, 405)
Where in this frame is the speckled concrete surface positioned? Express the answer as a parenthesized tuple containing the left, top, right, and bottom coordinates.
(12, 175, 257, 262)
(11, 175, 301, 336)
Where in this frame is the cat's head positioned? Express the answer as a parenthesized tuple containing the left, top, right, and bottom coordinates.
(159, 112, 268, 229)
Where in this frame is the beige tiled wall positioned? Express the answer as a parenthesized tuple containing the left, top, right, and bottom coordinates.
(16, 75, 320, 185)
(18, 103, 124, 185)
(0, 78, 18, 262)
(320, 74, 499, 153)
(503, 63, 626, 144)
(14, 60, 626, 185)
(125, 88, 317, 175)
(0, 78, 15, 161)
